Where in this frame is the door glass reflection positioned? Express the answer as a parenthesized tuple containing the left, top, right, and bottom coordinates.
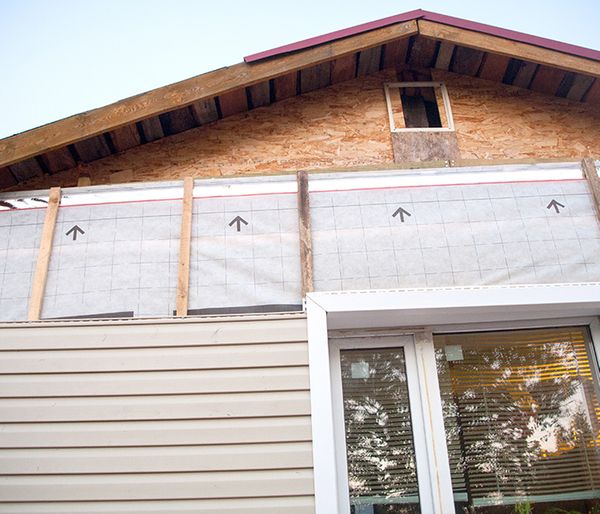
(341, 347, 421, 514)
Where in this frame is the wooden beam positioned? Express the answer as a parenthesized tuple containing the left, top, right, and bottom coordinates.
(73, 135, 111, 163)
(176, 177, 194, 317)
(138, 117, 164, 142)
(0, 20, 418, 168)
(191, 98, 219, 125)
(248, 81, 271, 108)
(566, 74, 595, 101)
(382, 38, 410, 69)
(9, 158, 43, 181)
(109, 124, 141, 152)
(28, 187, 61, 321)
(512, 61, 538, 88)
(582, 159, 600, 227)
(159, 106, 196, 135)
(219, 89, 248, 117)
(296, 170, 313, 297)
(418, 20, 600, 78)
(408, 36, 438, 68)
(434, 41, 455, 70)
(584, 79, 600, 104)
(40, 147, 76, 173)
(300, 62, 331, 94)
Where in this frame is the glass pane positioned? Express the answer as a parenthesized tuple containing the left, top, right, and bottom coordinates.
(340, 347, 421, 513)
(434, 327, 600, 513)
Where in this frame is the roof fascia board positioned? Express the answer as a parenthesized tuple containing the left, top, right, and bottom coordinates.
(420, 11, 600, 62)
(418, 19, 600, 78)
(0, 21, 418, 170)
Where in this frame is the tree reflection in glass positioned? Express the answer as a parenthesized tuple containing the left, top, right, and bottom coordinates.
(340, 347, 421, 514)
(434, 328, 600, 513)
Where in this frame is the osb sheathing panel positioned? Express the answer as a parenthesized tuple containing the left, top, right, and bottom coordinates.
(432, 69, 600, 159)
(5, 68, 600, 192)
(9, 71, 396, 191)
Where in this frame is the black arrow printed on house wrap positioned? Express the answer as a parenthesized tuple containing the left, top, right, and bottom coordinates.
(392, 206, 412, 223)
(546, 199, 565, 213)
(66, 225, 85, 241)
(229, 215, 248, 232)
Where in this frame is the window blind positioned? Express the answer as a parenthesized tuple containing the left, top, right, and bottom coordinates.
(435, 327, 600, 510)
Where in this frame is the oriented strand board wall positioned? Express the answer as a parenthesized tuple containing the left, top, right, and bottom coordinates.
(7, 68, 600, 192)
(432, 69, 600, 159)
(0, 316, 315, 513)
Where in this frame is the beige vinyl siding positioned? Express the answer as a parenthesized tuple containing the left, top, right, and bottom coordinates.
(0, 315, 314, 513)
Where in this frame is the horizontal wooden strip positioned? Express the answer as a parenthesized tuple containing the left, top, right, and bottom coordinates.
(0, 390, 311, 422)
(0, 366, 309, 398)
(418, 19, 600, 78)
(0, 416, 312, 448)
(0, 496, 315, 513)
(0, 442, 313, 474)
(0, 318, 307, 350)
(0, 21, 418, 168)
(0, 469, 315, 501)
(0, 342, 308, 374)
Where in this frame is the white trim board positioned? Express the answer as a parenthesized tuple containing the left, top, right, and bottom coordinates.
(306, 283, 600, 514)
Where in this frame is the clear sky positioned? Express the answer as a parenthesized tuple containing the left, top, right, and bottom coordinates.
(1, 0, 598, 139)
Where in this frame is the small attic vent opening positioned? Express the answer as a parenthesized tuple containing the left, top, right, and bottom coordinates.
(384, 81, 454, 132)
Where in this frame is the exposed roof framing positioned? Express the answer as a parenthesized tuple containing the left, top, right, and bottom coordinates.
(1, 9, 600, 186)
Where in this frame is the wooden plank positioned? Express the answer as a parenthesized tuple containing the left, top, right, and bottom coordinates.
(0, 390, 311, 422)
(511, 61, 538, 88)
(176, 177, 194, 317)
(109, 125, 141, 152)
(77, 176, 92, 187)
(0, 416, 312, 448)
(191, 98, 219, 125)
(0, 167, 17, 189)
(159, 107, 196, 135)
(0, 469, 315, 502)
(39, 147, 76, 173)
(434, 41, 455, 70)
(382, 38, 409, 69)
(300, 62, 331, 94)
(296, 170, 313, 297)
(356, 46, 381, 76)
(418, 19, 600, 77)
(137, 117, 164, 142)
(73, 135, 111, 163)
(248, 81, 271, 108)
(218, 89, 248, 117)
(0, 20, 420, 168)
(584, 78, 600, 103)
(408, 36, 438, 68)
(27, 187, 61, 321)
(529, 65, 566, 96)
(273, 72, 298, 101)
(582, 158, 600, 225)
(330, 54, 356, 84)
(451, 46, 484, 76)
(556, 71, 576, 97)
(566, 74, 595, 101)
(477, 53, 510, 82)
(9, 158, 43, 181)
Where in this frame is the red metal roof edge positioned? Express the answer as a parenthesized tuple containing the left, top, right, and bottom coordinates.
(244, 8, 600, 64)
(243, 9, 426, 63)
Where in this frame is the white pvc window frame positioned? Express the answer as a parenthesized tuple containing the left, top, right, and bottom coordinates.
(384, 81, 455, 132)
(306, 283, 600, 514)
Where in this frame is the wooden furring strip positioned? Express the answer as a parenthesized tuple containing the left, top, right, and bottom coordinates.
(582, 158, 600, 225)
(296, 170, 314, 297)
(28, 187, 61, 321)
(176, 177, 194, 317)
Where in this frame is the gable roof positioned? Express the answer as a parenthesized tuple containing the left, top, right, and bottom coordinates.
(1, 9, 599, 189)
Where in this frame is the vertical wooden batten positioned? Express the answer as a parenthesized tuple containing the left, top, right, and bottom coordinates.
(296, 170, 314, 298)
(582, 158, 600, 224)
(28, 187, 61, 321)
(176, 177, 194, 316)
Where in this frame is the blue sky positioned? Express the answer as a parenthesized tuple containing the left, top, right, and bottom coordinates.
(1, 0, 598, 139)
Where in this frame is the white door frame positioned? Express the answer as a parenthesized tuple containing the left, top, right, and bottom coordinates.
(306, 283, 600, 514)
